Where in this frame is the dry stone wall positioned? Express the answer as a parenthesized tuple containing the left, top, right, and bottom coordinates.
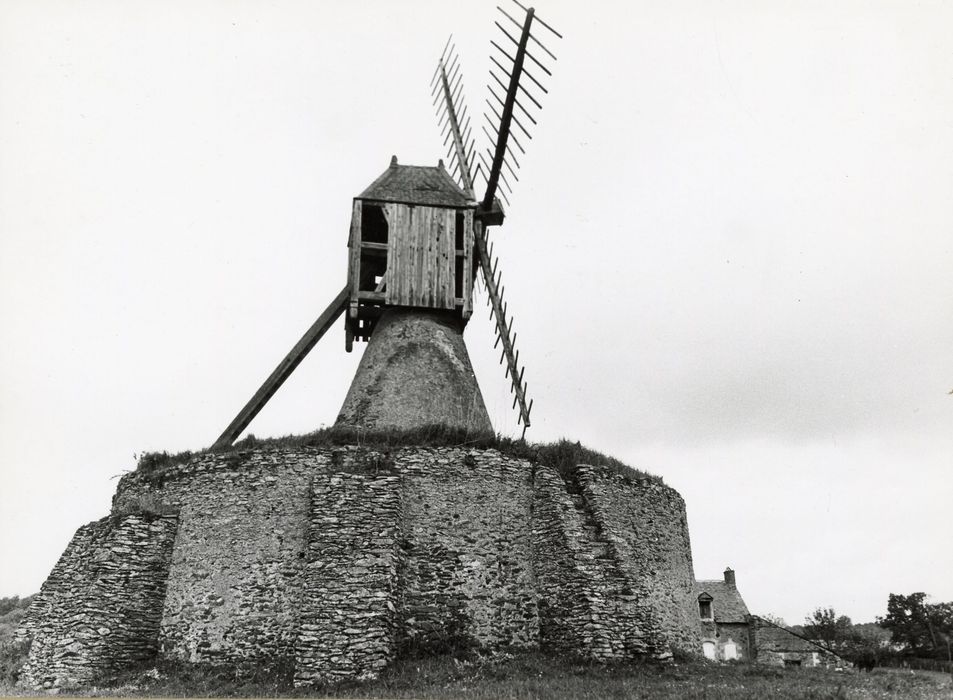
(397, 449, 538, 652)
(531, 465, 648, 660)
(16, 512, 178, 690)
(19, 445, 700, 689)
(294, 469, 402, 686)
(578, 466, 701, 655)
(114, 450, 337, 665)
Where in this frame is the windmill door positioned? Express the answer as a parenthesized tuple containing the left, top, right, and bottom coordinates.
(384, 203, 457, 310)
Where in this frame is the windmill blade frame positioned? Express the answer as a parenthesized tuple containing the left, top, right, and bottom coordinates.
(481, 3, 560, 212)
(434, 43, 477, 198)
(474, 226, 533, 434)
(431, 3, 559, 435)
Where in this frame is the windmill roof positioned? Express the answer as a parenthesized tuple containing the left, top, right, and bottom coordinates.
(357, 156, 473, 208)
(693, 581, 750, 623)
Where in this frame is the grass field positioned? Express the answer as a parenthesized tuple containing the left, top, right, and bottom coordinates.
(5, 651, 950, 699)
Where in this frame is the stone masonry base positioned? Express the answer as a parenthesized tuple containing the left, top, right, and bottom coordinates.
(16, 447, 699, 690)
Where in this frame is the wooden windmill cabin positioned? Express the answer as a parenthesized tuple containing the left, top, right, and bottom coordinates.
(345, 156, 492, 351)
(335, 156, 496, 435)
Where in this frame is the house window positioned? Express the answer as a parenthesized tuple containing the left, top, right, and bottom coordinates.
(698, 594, 713, 620)
(702, 641, 716, 660)
(723, 640, 737, 660)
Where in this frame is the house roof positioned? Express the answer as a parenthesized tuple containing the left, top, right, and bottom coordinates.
(693, 580, 751, 623)
(357, 156, 473, 208)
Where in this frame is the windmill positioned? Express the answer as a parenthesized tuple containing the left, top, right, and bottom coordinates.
(212, 3, 561, 449)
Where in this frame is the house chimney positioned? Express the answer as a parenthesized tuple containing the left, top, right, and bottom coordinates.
(724, 567, 736, 587)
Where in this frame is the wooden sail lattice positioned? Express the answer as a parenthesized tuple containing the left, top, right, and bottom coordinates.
(479, 2, 562, 208)
(431, 39, 477, 198)
(433, 2, 561, 435)
(476, 228, 533, 435)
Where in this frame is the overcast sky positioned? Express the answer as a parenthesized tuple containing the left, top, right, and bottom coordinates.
(1, 0, 950, 626)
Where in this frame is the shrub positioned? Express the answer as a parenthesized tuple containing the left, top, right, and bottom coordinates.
(0, 639, 29, 686)
(135, 450, 193, 476)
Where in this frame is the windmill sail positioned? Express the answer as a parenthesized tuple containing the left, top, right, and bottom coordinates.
(474, 227, 533, 435)
(432, 4, 560, 436)
(480, 2, 562, 209)
(432, 39, 477, 197)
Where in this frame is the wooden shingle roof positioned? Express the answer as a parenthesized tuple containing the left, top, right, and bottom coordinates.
(693, 580, 751, 623)
(357, 156, 472, 208)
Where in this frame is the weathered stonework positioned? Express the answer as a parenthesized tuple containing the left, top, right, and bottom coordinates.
(398, 449, 539, 653)
(532, 464, 649, 660)
(295, 468, 402, 686)
(335, 310, 494, 435)
(579, 466, 701, 655)
(18, 446, 700, 689)
(16, 512, 178, 690)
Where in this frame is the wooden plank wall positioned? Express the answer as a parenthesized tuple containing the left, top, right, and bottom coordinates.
(384, 204, 456, 310)
(347, 200, 363, 313)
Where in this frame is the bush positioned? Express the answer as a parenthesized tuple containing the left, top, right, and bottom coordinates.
(0, 639, 29, 686)
(135, 450, 193, 476)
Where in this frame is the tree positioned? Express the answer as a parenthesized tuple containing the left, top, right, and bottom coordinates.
(878, 592, 953, 660)
(801, 607, 900, 671)
(761, 613, 787, 628)
(803, 607, 854, 651)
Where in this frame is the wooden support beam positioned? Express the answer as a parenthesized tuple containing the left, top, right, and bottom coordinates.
(212, 285, 349, 449)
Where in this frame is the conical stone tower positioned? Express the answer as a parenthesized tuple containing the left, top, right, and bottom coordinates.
(335, 308, 493, 434)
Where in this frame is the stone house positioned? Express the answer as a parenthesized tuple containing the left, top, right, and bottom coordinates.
(748, 616, 850, 669)
(693, 567, 849, 668)
(694, 568, 750, 661)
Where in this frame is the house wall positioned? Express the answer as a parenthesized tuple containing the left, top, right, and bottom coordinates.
(713, 622, 751, 661)
(750, 617, 848, 669)
(19, 446, 700, 689)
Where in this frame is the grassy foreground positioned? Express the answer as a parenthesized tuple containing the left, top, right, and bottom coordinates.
(7, 651, 951, 699)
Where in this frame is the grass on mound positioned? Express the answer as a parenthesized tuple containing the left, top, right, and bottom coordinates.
(133, 426, 662, 485)
(49, 650, 952, 699)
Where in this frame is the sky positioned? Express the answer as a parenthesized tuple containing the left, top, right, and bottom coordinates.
(1, 0, 951, 627)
